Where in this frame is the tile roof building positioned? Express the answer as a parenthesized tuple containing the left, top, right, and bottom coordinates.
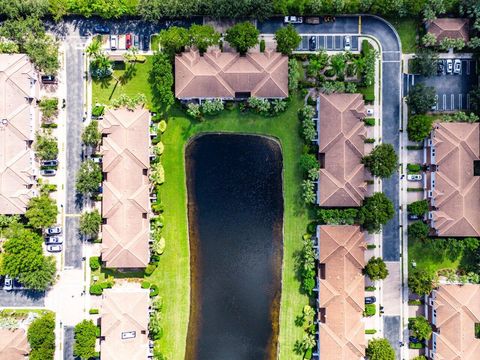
(314, 225, 366, 360)
(425, 123, 480, 237)
(317, 93, 367, 207)
(100, 288, 150, 360)
(0, 329, 29, 360)
(175, 49, 288, 99)
(0, 54, 39, 214)
(427, 18, 470, 43)
(426, 284, 480, 360)
(100, 107, 151, 268)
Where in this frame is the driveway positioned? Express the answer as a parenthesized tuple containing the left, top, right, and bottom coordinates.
(384, 316, 401, 359)
(63, 326, 77, 360)
(0, 289, 45, 307)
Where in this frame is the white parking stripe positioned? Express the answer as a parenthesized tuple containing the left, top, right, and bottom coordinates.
(443, 94, 446, 110)
(459, 94, 462, 109)
(451, 94, 455, 110)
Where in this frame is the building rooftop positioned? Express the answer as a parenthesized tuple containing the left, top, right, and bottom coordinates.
(100, 107, 151, 268)
(175, 49, 288, 99)
(317, 93, 367, 207)
(427, 18, 470, 43)
(430, 284, 480, 359)
(0, 328, 29, 360)
(0, 54, 38, 214)
(317, 225, 366, 360)
(430, 123, 480, 237)
(100, 288, 150, 360)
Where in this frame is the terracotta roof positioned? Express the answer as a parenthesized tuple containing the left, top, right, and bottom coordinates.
(317, 225, 366, 360)
(318, 93, 367, 207)
(100, 107, 151, 268)
(100, 288, 150, 360)
(0, 329, 29, 360)
(175, 49, 288, 99)
(428, 18, 470, 43)
(430, 123, 480, 237)
(429, 284, 480, 360)
(0, 54, 38, 214)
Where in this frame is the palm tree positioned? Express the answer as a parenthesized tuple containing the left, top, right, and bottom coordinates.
(330, 53, 346, 78)
(301, 333, 316, 351)
(86, 39, 102, 58)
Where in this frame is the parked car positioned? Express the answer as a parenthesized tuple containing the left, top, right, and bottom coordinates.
(91, 156, 102, 164)
(284, 16, 303, 24)
(366, 108, 374, 116)
(134, 34, 140, 48)
(41, 160, 58, 167)
(365, 296, 376, 304)
(407, 174, 422, 181)
(3, 276, 13, 291)
(408, 214, 421, 221)
(46, 244, 63, 253)
(126, 33, 132, 49)
(305, 17, 320, 24)
(143, 35, 149, 51)
(41, 75, 56, 84)
(344, 35, 351, 51)
(110, 35, 118, 50)
(437, 60, 444, 75)
(46, 236, 63, 244)
(93, 25, 110, 34)
(446, 59, 453, 74)
(40, 169, 56, 176)
(453, 59, 461, 74)
(45, 226, 62, 236)
(309, 36, 316, 51)
(409, 336, 423, 344)
(97, 186, 103, 194)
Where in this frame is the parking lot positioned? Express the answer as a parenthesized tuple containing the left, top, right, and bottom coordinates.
(406, 58, 477, 111)
(297, 34, 359, 51)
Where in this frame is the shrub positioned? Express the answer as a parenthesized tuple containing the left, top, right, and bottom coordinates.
(89, 256, 101, 271)
(364, 138, 375, 144)
(408, 221, 429, 242)
(364, 257, 389, 280)
(409, 342, 424, 349)
(288, 58, 300, 92)
(141, 281, 150, 289)
(149, 284, 159, 297)
(407, 163, 422, 173)
(317, 208, 358, 225)
(365, 329, 377, 334)
(299, 154, 320, 180)
(364, 118, 375, 126)
(91, 105, 105, 117)
(158, 120, 167, 133)
(364, 304, 376, 316)
(408, 115, 434, 142)
(407, 200, 429, 216)
(145, 263, 157, 276)
(259, 39, 265, 52)
(89, 309, 99, 315)
(365, 286, 376, 291)
(408, 299, 422, 305)
(89, 284, 103, 296)
(366, 244, 377, 250)
(324, 68, 335, 77)
(301, 179, 316, 204)
(187, 103, 202, 119)
(302, 118, 316, 142)
(202, 98, 224, 115)
(248, 97, 270, 115)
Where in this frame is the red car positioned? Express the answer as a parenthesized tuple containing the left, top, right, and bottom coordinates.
(126, 34, 132, 49)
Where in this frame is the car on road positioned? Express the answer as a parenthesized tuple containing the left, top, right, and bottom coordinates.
(407, 174, 422, 181)
(407, 214, 421, 221)
(3, 276, 13, 291)
(344, 36, 351, 51)
(110, 35, 118, 50)
(93, 25, 110, 34)
(46, 244, 63, 253)
(41, 75, 56, 84)
(284, 16, 303, 24)
(134, 34, 140, 49)
(126, 34, 132, 49)
(40, 169, 56, 176)
(453, 59, 461, 74)
(437, 60, 444, 75)
(309, 36, 316, 51)
(446, 59, 453, 74)
(365, 296, 376, 304)
(45, 226, 62, 236)
(45, 236, 63, 245)
(41, 160, 58, 167)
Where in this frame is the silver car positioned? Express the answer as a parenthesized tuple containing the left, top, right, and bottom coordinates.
(46, 244, 63, 252)
(40, 169, 56, 176)
(453, 59, 461, 74)
(45, 226, 62, 235)
(3, 276, 13, 291)
(446, 59, 453, 74)
(45, 236, 63, 244)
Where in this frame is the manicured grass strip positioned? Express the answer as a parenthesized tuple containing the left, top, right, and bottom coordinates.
(386, 17, 419, 54)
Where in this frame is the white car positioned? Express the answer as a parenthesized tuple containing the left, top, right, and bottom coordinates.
(407, 174, 422, 181)
(446, 59, 453, 74)
(366, 108, 374, 116)
(110, 35, 118, 50)
(344, 36, 351, 51)
(453, 59, 461, 74)
(45, 236, 63, 244)
(284, 16, 303, 24)
(46, 244, 63, 253)
(45, 226, 62, 236)
(3, 276, 13, 291)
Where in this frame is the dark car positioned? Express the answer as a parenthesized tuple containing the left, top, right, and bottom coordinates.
(41, 159, 58, 167)
(408, 214, 420, 221)
(365, 296, 376, 304)
(309, 36, 316, 51)
(93, 25, 110, 34)
(41, 75, 57, 84)
(143, 35, 150, 51)
(437, 60, 444, 75)
(409, 336, 423, 344)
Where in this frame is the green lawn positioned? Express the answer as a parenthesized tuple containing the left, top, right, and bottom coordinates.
(92, 58, 153, 108)
(387, 18, 419, 54)
(408, 237, 461, 274)
(92, 56, 311, 359)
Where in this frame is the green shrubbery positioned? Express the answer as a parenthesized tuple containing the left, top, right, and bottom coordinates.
(364, 304, 376, 316)
(407, 200, 429, 216)
(89, 256, 101, 271)
(145, 263, 158, 277)
(28, 312, 55, 360)
(364, 118, 375, 126)
(317, 208, 359, 225)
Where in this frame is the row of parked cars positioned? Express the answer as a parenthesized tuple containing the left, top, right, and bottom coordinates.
(308, 35, 351, 51)
(437, 59, 462, 75)
(45, 226, 63, 253)
(40, 159, 59, 177)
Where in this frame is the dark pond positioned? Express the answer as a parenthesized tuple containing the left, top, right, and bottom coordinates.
(185, 134, 283, 360)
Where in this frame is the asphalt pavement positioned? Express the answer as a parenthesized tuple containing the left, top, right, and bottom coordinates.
(0, 289, 45, 307)
(63, 326, 77, 360)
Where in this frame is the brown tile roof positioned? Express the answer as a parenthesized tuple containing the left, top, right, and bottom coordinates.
(317, 225, 366, 360)
(430, 123, 480, 237)
(0, 54, 39, 214)
(0, 329, 29, 360)
(429, 284, 480, 360)
(175, 49, 288, 99)
(318, 93, 367, 207)
(428, 18, 470, 43)
(100, 288, 150, 360)
(100, 107, 151, 268)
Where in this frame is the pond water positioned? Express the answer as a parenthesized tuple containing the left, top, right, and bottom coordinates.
(185, 134, 283, 360)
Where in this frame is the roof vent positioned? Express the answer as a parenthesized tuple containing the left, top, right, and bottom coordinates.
(121, 331, 136, 340)
(1, 119, 8, 126)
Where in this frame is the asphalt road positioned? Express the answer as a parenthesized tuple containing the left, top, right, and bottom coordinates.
(0, 289, 45, 307)
(384, 316, 401, 359)
(63, 326, 77, 360)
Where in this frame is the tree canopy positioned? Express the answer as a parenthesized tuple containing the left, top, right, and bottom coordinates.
(79, 210, 102, 238)
(408, 269, 435, 296)
(274, 24, 301, 55)
(34, 132, 58, 160)
(366, 338, 395, 360)
(225, 22, 259, 55)
(74, 320, 97, 359)
(364, 256, 389, 281)
(82, 120, 101, 147)
(407, 83, 437, 115)
(410, 49, 438, 77)
(358, 192, 395, 233)
(28, 312, 55, 360)
(25, 195, 57, 230)
(409, 316, 432, 341)
(149, 52, 174, 111)
(407, 200, 429, 216)
(408, 221, 430, 242)
(362, 143, 398, 178)
(188, 24, 220, 54)
(158, 26, 189, 56)
(408, 115, 434, 142)
(76, 160, 102, 195)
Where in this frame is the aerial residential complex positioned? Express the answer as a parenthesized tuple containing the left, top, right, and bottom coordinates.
(0, 54, 38, 214)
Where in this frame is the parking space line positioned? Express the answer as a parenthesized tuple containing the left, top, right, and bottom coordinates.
(451, 94, 455, 110)
(443, 94, 446, 110)
(459, 94, 462, 109)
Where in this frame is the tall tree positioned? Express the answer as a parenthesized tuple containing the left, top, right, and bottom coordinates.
(409, 316, 433, 341)
(366, 338, 395, 360)
(225, 22, 259, 55)
(358, 192, 395, 233)
(364, 256, 389, 280)
(149, 52, 174, 111)
(362, 143, 398, 178)
(410, 49, 438, 77)
(25, 195, 57, 230)
(409, 269, 435, 295)
(188, 24, 220, 54)
(74, 320, 97, 360)
(28, 312, 55, 360)
(407, 83, 436, 115)
(274, 24, 301, 55)
(158, 26, 189, 56)
(407, 115, 434, 142)
(79, 210, 102, 238)
(82, 120, 101, 147)
(76, 160, 102, 195)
